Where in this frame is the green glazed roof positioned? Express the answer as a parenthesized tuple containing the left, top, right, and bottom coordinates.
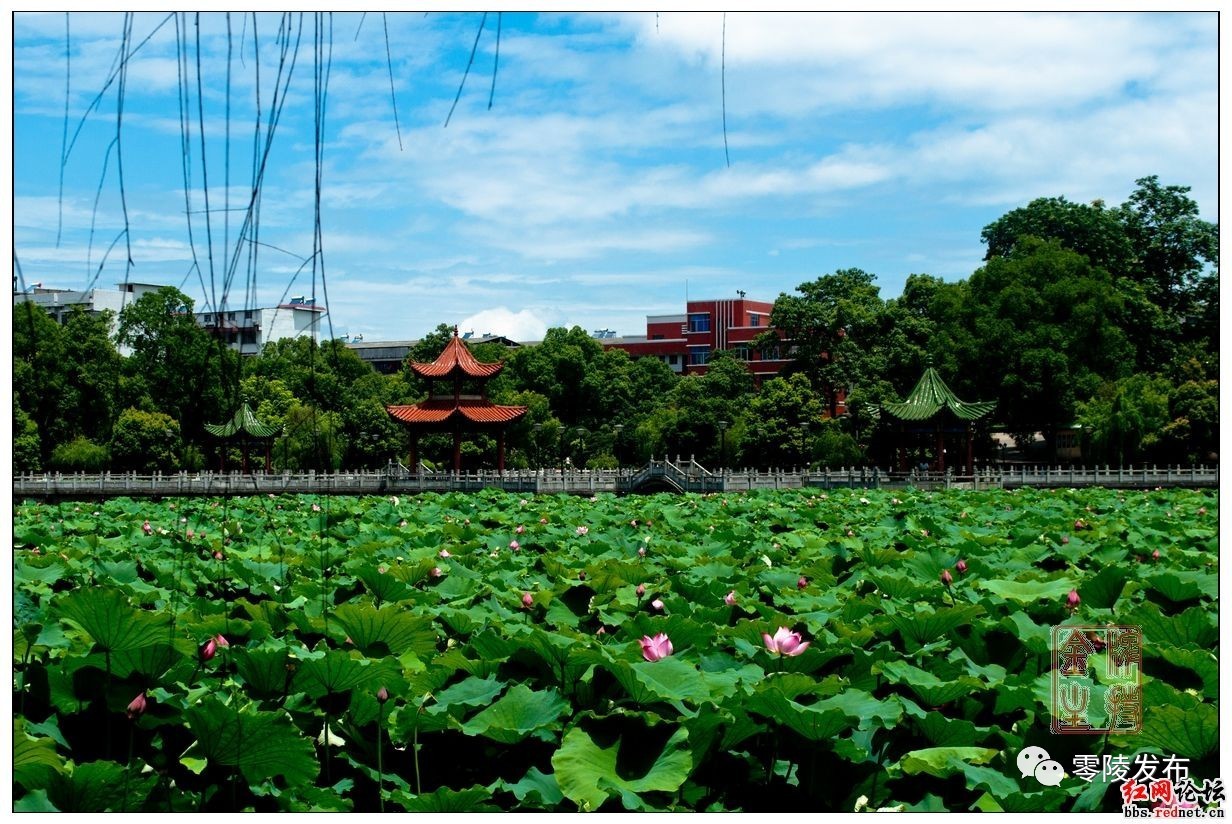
(204, 403, 281, 439)
(880, 367, 995, 422)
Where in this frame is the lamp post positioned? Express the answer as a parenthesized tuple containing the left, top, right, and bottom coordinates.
(717, 420, 728, 471)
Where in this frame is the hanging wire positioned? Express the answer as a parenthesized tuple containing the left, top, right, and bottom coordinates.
(444, 12, 487, 128)
(56, 13, 70, 248)
(194, 13, 220, 317)
(114, 13, 135, 283)
(488, 12, 501, 111)
(721, 12, 731, 168)
(383, 13, 404, 150)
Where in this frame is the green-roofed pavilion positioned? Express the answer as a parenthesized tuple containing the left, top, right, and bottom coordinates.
(205, 403, 282, 473)
(879, 367, 994, 474)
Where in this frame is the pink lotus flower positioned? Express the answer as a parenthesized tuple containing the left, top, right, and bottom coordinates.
(312, 503, 321, 512)
(955, 559, 968, 575)
(1067, 589, 1081, 609)
(214, 634, 229, 648)
(597, 626, 606, 636)
(724, 590, 737, 606)
(1073, 518, 1087, 531)
(636, 583, 646, 597)
(576, 526, 589, 536)
(639, 632, 673, 662)
(200, 638, 218, 661)
(127, 692, 147, 719)
(846, 529, 855, 537)
(1061, 535, 1070, 544)
(214, 550, 224, 561)
(763, 627, 810, 657)
(516, 525, 525, 534)
(797, 576, 809, 590)
(186, 529, 195, 539)
(142, 520, 152, 535)
(540, 518, 548, 524)
(1198, 507, 1207, 516)
(376, 686, 390, 703)
(522, 592, 534, 608)
(509, 540, 520, 550)
(637, 547, 646, 558)
(630, 519, 638, 527)
(438, 549, 450, 558)
(430, 567, 443, 578)
(941, 569, 953, 586)
(651, 598, 665, 611)
(1152, 549, 1161, 562)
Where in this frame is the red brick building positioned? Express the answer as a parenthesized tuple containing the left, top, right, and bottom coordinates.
(601, 297, 790, 381)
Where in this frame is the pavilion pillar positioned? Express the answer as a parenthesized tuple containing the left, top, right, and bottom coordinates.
(265, 441, 272, 474)
(966, 426, 974, 475)
(497, 429, 507, 473)
(452, 427, 462, 473)
(242, 443, 249, 475)
(935, 427, 945, 472)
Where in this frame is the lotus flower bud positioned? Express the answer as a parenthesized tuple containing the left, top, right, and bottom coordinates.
(200, 638, 218, 661)
(438, 549, 450, 558)
(142, 520, 152, 535)
(127, 692, 147, 719)
(955, 559, 968, 575)
(651, 598, 664, 611)
(941, 569, 953, 586)
(638, 547, 646, 557)
(430, 567, 443, 578)
(724, 590, 737, 606)
(509, 540, 520, 550)
(763, 627, 810, 657)
(522, 592, 534, 608)
(516, 524, 525, 534)
(1152, 549, 1161, 562)
(1067, 589, 1081, 608)
(376, 686, 390, 703)
(797, 576, 809, 590)
(639, 633, 673, 662)
(636, 584, 646, 597)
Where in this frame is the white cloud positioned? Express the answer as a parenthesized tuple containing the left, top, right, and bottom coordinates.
(458, 306, 549, 341)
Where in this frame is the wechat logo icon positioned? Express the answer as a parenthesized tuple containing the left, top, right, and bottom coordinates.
(1018, 746, 1065, 787)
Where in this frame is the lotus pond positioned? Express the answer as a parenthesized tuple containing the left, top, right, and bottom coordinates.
(12, 486, 1219, 812)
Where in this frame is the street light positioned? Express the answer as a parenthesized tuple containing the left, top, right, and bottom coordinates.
(717, 420, 729, 470)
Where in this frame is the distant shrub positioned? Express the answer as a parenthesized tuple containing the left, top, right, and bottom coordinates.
(50, 436, 109, 473)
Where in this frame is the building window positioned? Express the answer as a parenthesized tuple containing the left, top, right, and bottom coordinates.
(241, 329, 258, 345)
(651, 334, 664, 340)
(688, 347, 710, 366)
(244, 310, 253, 320)
(761, 344, 780, 360)
(750, 314, 761, 327)
(688, 313, 710, 333)
(735, 345, 752, 361)
(204, 314, 213, 324)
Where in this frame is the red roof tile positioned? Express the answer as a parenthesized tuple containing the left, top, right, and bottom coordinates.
(410, 331, 504, 379)
(387, 398, 527, 426)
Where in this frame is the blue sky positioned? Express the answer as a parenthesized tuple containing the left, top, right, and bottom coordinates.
(9, 11, 1220, 343)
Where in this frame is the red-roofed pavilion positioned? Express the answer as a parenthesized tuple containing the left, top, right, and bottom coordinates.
(387, 327, 527, 472)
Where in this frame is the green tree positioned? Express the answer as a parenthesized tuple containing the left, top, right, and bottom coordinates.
(13, 407, 42, 472)
(49, 436, 109, 472)
(1118, 175, 1219, 345)
(980, 195, 1134, 275)
(741, 373, 827, 468)
(764, 268, 888, 418)
(276, 403, 345, 470)
(13, 302, 71, 462)
(117, 286, 236, 444)
(109, 408, 182, 472)
(61, 307, 123, 444)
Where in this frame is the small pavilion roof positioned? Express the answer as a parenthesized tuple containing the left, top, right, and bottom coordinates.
(204, 402, 281, 438)
(880, 367, 996, 422)
(387, 399, 527, 425)
(410, 327, 504, 379)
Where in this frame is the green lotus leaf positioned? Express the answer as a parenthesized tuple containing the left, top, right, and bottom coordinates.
(1145, 572, 1211, 604)
(292, 649, 399, 697)
(54, 588, 169, 653)
(1136, 704, 1218, 760)
(432, 674, 506, 711)
(901, 746, 999, 776)
(888, 604, 984, 651)
(47, 760, 156, 813)
(185, 696, 318, 786)
(978, 578, 1077, 604)
(13, 721, 65, 789)
(494, 765, 564, 808)
(233, 647, 292, 698)
(745, 689, 853, 741)
(1126, 604, 1217, 649)
(460, 683, 569, 743)
(552, 726, 692, 811)
(331, 602, 437, 657)
(1079, 566, 1130, 610)
(876, 659, 982, 707)
(394, 786, 499, 812)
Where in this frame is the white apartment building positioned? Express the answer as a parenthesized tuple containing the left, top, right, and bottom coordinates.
(14, 282, 323, 356)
